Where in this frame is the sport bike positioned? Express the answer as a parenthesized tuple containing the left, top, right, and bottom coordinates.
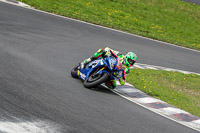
(71, 57, 123, 88)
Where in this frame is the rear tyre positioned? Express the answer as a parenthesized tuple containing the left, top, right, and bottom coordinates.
(84, 72, 109, 88)
(71, 66, 79, 79)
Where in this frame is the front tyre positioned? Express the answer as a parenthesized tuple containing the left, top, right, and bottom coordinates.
(71, 65, 79, 79)
(84, 72, 109, 88)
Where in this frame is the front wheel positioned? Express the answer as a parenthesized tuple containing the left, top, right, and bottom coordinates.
(71, 65, 79, 79)
(84, 72, 109, 88)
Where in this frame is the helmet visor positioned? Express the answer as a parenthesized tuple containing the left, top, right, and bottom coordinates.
(128, 58, 136, 66)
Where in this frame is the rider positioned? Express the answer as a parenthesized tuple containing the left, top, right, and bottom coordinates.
(80, 47, 137, 89)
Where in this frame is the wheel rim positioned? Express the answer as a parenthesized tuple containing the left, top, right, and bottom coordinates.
(88, 73, 102, 82)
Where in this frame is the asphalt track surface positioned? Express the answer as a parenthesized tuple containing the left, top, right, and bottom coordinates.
(0, 2, 200, 133)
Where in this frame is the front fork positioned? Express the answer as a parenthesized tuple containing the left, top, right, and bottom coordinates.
(97, 66, 109, 75)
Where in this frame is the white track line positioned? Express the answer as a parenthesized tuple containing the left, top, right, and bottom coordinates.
(158, 107, 190, 115)
(113, 81, 200, 132)
(193, 120, 200, 125)
(133, 97, 163, 104)
(115, 88, 141, 93)
(0, 0, 30, 7)
(133, 63, 200, 75)
(112, 89, 200, 132)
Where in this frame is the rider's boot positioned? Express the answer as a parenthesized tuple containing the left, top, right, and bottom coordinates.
(105, 79, 116, 89)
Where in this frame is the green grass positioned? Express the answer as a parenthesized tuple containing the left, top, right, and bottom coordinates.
(19, 0, 200, 50)
(127, 68, 200, 117)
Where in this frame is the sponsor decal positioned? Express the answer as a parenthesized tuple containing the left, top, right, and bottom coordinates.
(79, 72, 86, 79)
(109, 58, 116, 69)
(89, 60, 101, 68)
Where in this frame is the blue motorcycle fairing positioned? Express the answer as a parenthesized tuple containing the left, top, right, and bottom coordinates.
(79, 58, 107, 80)
(78, 57, 123, 81)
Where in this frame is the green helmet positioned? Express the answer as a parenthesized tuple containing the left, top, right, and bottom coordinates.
(125, 52, 137, 67)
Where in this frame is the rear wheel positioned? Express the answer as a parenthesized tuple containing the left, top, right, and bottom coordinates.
(84, 72, 109, 88)
(71, 66, 79, 78)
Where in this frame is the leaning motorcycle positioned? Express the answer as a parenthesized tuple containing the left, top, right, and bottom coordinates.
(71, 56, 123, 88)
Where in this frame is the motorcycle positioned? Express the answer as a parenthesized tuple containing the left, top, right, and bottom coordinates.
(71, 56, 124, 88)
